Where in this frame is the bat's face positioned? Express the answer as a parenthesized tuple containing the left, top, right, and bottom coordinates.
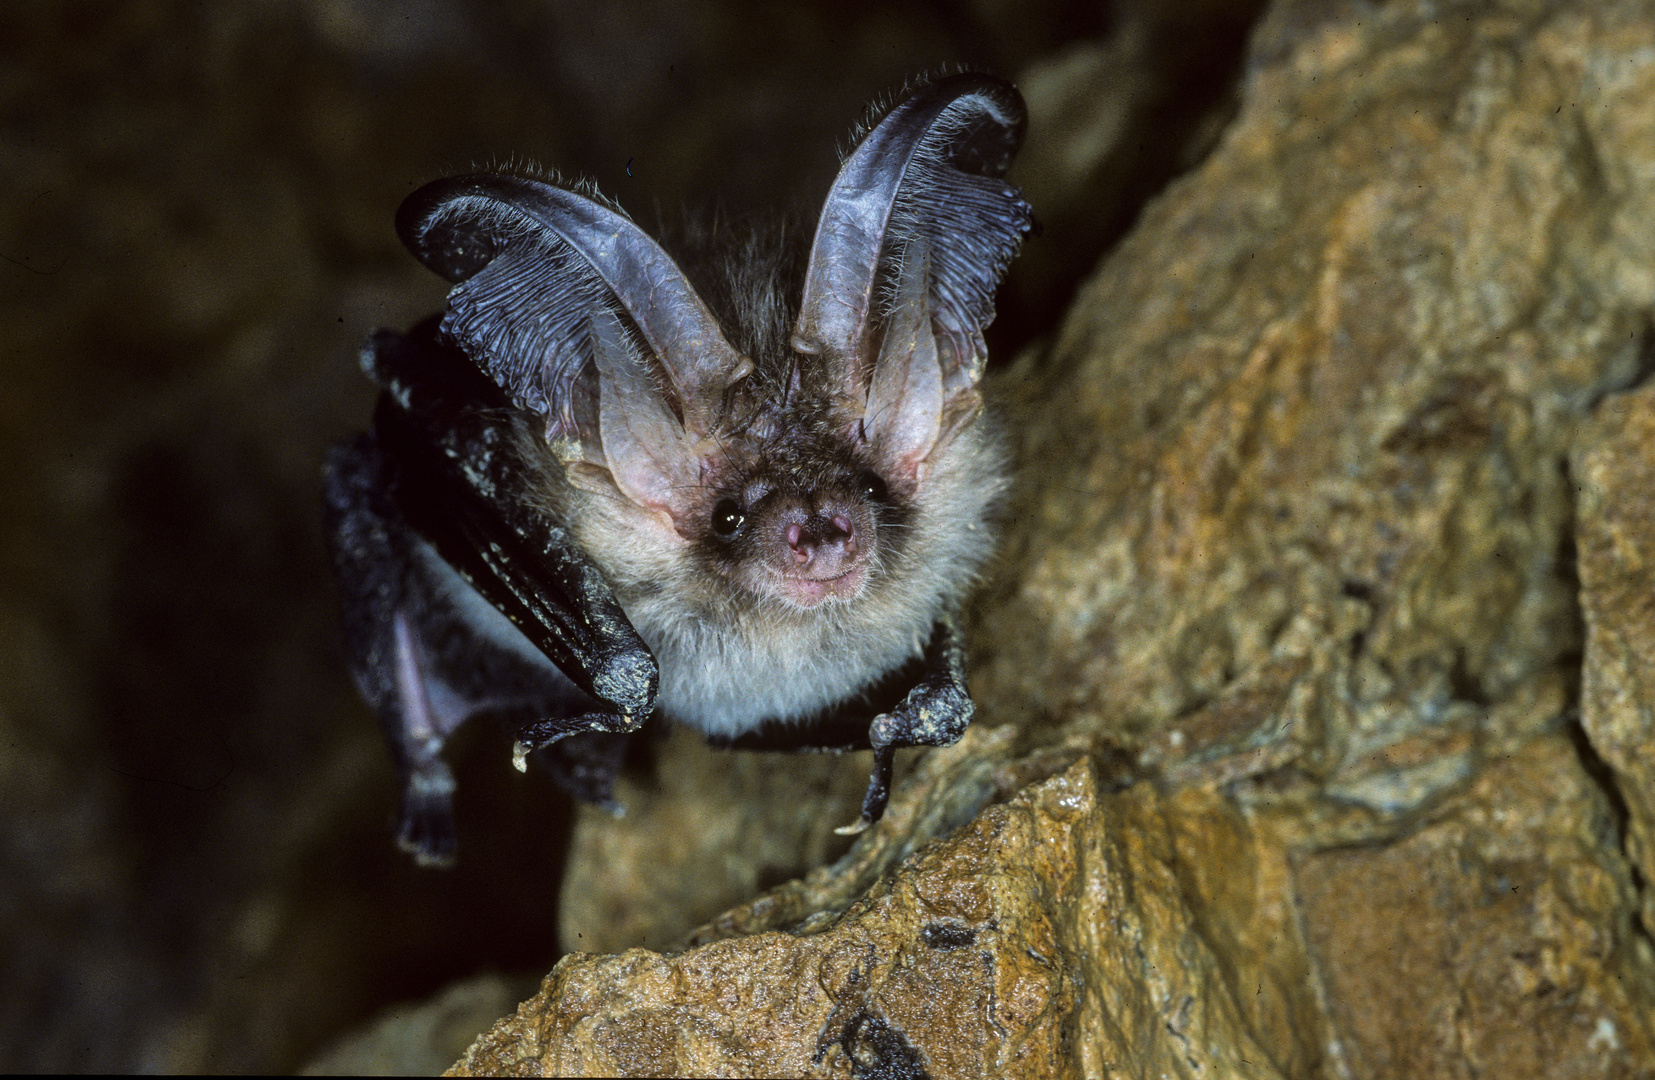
(699, 439, 889, 610)
(540, 337, 911, 620)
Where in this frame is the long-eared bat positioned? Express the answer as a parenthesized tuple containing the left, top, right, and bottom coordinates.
(323, 74, 1033, 866)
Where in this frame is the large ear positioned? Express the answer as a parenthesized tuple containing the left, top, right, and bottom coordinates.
(794, 74, 1033, 480)
(396, 174, 750, 518)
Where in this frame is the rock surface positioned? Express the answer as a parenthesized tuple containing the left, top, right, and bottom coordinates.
(1576, 385, 1655, 944)
(1293, 732, 1653, 1077)
(302, 974, 533, 1077)
(463, 759, 1282, 1078)
(460, 0, 1655, 1075)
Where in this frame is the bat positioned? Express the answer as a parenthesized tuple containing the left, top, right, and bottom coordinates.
(323, 73, 1033, 866)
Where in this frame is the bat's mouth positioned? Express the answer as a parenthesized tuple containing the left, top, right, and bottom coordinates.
(778, 565, 867, 608)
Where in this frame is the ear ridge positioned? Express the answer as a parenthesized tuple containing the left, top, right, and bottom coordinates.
(887, 152, 1032, 395)
(443, 219, 608, 441)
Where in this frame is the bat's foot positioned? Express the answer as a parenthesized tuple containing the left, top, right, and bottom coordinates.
(395, 767, 459, 868)
(836, 743, 896, 836)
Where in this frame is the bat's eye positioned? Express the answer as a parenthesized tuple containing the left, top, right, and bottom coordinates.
(859, 472, 889, 505)
(711, 498, 745, 537)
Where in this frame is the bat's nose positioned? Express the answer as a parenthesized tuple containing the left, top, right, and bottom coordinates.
(785, 512, 859, 573)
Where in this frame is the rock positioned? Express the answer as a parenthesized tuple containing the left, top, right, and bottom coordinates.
(1293, 733, 1655, 1078)
(464, 0, 1655, 1075)
(1575, 386, 1655, 939)
(457, 760, 1278, 1078)
(301, 974, 530, 1076)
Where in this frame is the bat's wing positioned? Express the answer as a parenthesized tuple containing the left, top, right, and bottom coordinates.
(324, 319, 655, 866)
(361, 320, 656, 715)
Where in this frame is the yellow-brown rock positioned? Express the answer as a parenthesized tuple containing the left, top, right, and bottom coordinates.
(459, 760, 1283, 1078)
(489, 0, 1655, 1076)
(555, 730, 871, 956)
(1576, 385, 1655, 940)
(1293, 733, 1654, 1078)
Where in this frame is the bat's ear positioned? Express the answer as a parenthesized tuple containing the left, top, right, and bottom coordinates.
(396, 175, 751, 522)
(794, 74, 1033, 486)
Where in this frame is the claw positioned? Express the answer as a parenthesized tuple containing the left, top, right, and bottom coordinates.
(836, 743, 896, 835)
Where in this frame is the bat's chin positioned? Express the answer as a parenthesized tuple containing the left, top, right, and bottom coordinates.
(774, 565, 868, 609)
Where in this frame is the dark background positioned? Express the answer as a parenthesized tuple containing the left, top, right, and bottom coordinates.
(0, 0, 1261, 1070)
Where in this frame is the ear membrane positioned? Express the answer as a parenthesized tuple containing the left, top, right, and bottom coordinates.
(793, 73, 1034, 419)
(395, 174, 752, 449)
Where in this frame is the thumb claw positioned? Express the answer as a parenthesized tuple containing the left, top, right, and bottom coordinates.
(834, 816, 872, 837)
